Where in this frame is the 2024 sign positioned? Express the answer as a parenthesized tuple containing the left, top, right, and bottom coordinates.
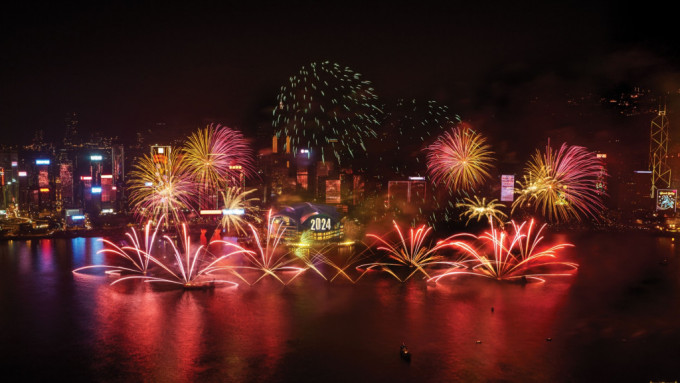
(309, 217, 332, 231)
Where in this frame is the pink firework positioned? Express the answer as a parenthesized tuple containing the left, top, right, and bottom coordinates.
(430, 219, 578, 283)
(73, 217, 167, 276)
(184, 123, 256, 194)
(512, 142, 606, 222)
(111, 223, 253, 288)
(74, 218, 253, 288)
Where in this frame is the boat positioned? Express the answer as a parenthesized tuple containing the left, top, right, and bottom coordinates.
(182, 280, 216, 290)
(400, 343, 411, 361)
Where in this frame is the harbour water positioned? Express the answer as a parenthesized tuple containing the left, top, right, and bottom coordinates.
(1, 231, 679, 382)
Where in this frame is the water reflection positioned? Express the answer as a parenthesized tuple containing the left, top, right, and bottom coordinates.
(1, 232, 679, 382)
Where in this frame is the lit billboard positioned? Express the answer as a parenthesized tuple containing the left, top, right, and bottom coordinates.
(326, 179, 341, 204)
(500, 175, 515, 202)
(656, 189, 677, 211)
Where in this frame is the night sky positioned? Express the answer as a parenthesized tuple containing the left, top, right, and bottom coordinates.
(2, 1, 679, 150)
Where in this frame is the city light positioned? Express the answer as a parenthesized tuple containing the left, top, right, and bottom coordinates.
(200, 209, 223, 215)
(18, 171, 27, 177)
(11, 161, 17, 167)
(39, 188, 49, 192)
(35, 159, 50, 165)
(80, 176, 92, 180)
(101, 174, 112, 179)
(90, 155, 103, 161)
(222, 208, 245, 215)
(91, 187, 102, 194)
(71, 215, 85, 220)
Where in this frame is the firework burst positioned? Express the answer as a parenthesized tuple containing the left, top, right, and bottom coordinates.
(272, 61, 382, 163)
(358, 221, 465, 282)
(220, 188, 261, 236)
(426, 124, 494, 192)
(457, 196, 507, 226)
(512, 142, 605, 222)
(127, 149, 196, 225)
(184, 123, 254, 206)
(430, 219, 578, 283)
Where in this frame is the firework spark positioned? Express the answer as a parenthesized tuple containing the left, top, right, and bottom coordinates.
(236, 210, 307, 285)
(426, 124, 494, 192)
(358, 221, 465, 282)
(457, 196, 507, 226)
(220, 188, 261, 236)
(273, 61, 382, 164)
(72, 217, 166, 276)
(127, 149, 196, 225)
(512, 142, 605, 222)
(374, 99, 458, 178)
(184, 123, 254, 193)
(430, 219, 578, 283)
(74, 219, 252, 288)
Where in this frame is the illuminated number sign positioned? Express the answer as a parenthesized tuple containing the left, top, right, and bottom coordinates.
(306, 215, 334, 232)
(656, 189, 677, 211)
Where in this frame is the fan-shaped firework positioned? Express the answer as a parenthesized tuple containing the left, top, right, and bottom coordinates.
(358, 221, 465, 281)
(457, 196, 507, 226)
(430, 219, 578, 283)
(374, 99, 457, 178)
(74, 219, 253, 288)
(73, 217, 166, 276)
(426, 124, 494, 192)
(127, 149, 196, 224)
(184, 123, 255, 196)
(220, 188, 261, 235)
(236, 210, 307, 285)
(272, 61, 382, 163)
(512, 142, 605, 222)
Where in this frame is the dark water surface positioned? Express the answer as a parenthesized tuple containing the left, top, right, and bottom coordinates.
(1, 231, 679, 382)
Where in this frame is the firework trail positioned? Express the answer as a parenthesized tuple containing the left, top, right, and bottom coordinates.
(430, 219, 578, 283)
(358, 221, 466, 282)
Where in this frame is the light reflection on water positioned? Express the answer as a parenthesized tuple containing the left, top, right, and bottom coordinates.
(1, 231, 680, 382)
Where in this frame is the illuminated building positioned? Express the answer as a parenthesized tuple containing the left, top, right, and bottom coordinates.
(271, 202, 343, 243)
(595, 153, 607, 195)
(0, 150, 19, 212)
(387, 178, 427, 211)
(63, 112, 80, 148)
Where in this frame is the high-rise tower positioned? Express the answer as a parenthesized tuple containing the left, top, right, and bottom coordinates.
(649, 105, 671, 198)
